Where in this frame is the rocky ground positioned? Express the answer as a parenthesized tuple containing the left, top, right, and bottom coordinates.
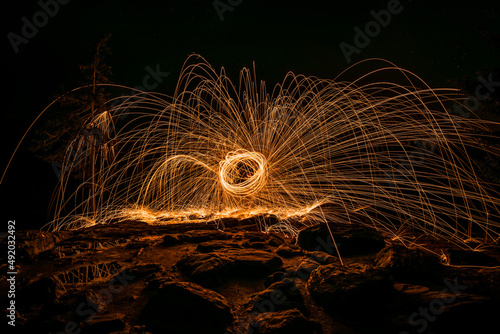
(2, 216, 500, 334)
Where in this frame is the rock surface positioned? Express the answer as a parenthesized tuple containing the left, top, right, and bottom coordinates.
(249, 309, 320, 334)
(2, 217, 500, 333)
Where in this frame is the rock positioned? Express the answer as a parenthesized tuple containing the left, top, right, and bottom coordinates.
(264, 271, 289, 287)
(292, 252, 339, 280)
(394, 282, 496, 333)
(234, 231, 284, 248)
(183, 230, 230, 243)
(375, 245, 442, 279)
(18, 230, 62, 259)
(305, 251, 338, 264)
(433, 297, 499, 333)
(145, 273, 174, 290)
(241, 238, 271, 250)
(120, 263, 163, 279)
(177, 249, 282, 285)
(394, 283, 430, 295)
(83, 220, 151, 236)
(131, 325, 148, 333)
(140, 281, 232, 334)
(447, 249, 500, 266)
(297, 222, 386, 256)
(83, 313, 127, 333)
(176, 253, 233, 285)
(249, 309, 320, 334)
(450, 266, 500, 297)
(195, 240, 241, 252)
(307, 263, 393, 314)
(275, 244, 302, 257)
(250, 279, 306, 313)
(163, 230, 229, 247)
(10, 216, 500, 334)
(231, 249, 283, 277)
(162, 234, 182, 246)
(295, 258, 322, 280)
(125, 240, 153, 249)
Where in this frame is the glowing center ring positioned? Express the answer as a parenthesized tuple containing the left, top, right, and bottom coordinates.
(219, 150, 267, 196)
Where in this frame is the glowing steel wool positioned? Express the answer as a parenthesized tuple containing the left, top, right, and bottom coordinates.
(29, 55, 500, 251)
(219, 150, 267, 197)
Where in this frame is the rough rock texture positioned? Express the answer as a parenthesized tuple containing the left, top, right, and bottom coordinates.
(2, 217, 500, 333)
(177, 243, 283, 286)
(16, 230, 66, 259)
(249, 309, 320, 334)
(83, 313, 127, 333)
(249, 279, 306, 314)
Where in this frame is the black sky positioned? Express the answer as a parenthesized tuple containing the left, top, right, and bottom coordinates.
(2, 0, 500, 229)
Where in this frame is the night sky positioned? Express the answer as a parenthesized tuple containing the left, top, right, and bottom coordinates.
(2, 0, 500, 229)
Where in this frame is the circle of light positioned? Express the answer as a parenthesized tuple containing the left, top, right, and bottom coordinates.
(219, 150, 267, 197)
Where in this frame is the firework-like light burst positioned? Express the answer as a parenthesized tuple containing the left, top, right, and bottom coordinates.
(37, 56, 500, 249)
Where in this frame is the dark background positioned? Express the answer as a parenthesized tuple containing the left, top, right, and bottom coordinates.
(2, 0, 500, 229)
